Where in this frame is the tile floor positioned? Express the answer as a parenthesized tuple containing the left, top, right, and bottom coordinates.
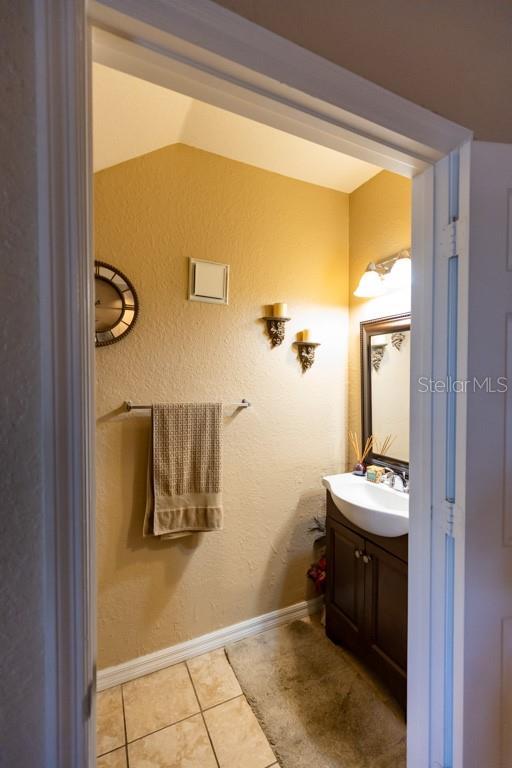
(97, 648, 279, 768)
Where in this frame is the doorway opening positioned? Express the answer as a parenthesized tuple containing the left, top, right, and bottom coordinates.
(92, 50, 412, 765)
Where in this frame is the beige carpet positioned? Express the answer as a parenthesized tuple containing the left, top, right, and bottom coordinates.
(226, 617, 406, 768)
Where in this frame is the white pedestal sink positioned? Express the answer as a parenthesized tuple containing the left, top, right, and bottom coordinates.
(322, 472, 409, 537)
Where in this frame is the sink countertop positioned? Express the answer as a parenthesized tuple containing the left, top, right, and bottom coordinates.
(322, 472, 409, 537)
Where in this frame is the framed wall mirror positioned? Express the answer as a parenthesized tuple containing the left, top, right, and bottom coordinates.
(360, 313, 411, 473)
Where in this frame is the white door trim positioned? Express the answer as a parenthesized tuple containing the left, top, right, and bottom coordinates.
(408, 164, 435, 767)
(35, 1, 95, 766)
(37, 1, 473, 765)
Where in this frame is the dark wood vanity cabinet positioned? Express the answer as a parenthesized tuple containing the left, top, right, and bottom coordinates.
(325, 491, 408, 709)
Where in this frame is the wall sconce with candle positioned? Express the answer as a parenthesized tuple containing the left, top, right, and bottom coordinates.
(353, 249, 411, 298)
(294, 329, 321, 372)
(262, 302, 291, 347)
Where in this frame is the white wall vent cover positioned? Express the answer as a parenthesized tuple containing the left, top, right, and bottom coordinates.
(189, 258, 229, 304)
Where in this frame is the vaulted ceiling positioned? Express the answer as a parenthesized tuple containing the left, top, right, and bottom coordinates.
(93, 63, 381, 193)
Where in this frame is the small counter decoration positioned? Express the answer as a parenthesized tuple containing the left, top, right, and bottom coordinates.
(294, 329, 321, 372)
(262, 302, 291, 347)
(349, 431, 373, 475)
(349, 432, 396, 477)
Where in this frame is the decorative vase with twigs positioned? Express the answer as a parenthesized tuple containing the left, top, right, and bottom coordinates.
(349, 431, 373, 475)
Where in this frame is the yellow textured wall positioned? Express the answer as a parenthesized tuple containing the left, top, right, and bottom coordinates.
(348, 171, 412, 465)
(213, 0, 512, 142)
(95, 143, 349, 668)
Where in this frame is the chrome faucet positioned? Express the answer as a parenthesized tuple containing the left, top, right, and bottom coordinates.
(382, 468, 409, 494)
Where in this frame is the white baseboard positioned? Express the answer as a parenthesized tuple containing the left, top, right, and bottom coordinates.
(97, 596, 323, 691)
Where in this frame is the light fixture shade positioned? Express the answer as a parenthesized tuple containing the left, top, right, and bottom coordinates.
(353, 265, 385, 298)
(389, 254, 411, 290)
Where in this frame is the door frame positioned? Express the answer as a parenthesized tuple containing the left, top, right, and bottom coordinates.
(36, 1, 472, 765)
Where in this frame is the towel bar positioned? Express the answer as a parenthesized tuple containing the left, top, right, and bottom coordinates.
(125, 399, 251, 411)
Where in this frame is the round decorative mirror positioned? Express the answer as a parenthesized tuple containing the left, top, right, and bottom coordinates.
(94, 261, 138, 347)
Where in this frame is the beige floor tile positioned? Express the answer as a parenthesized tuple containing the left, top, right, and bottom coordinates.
(128, 713, 218, 768)
(123, 663, 199, 742)
(96, 686, 125, 756)
(187, 649, 242, 709)
(96, 747, 127, 768)
(204, 695, 275, 768)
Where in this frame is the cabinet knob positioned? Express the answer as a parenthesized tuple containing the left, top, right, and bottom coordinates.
(362, 554, 372, 564)
(354, 549, 362, 559)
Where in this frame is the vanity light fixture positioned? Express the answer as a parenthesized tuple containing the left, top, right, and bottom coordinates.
(353, 249, 411, 298)
(353, 263, 385, 298)
(388, 251, 412, 291)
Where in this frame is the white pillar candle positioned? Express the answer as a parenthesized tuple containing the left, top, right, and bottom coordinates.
(273, 302, 288, 317)
(301, 329, 311, 341)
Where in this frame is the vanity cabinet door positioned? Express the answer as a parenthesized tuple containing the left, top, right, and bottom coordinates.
(325, 518, 366, 654)
(364, 540, 408, 708)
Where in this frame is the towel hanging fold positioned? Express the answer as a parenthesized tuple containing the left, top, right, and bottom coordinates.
(144, 403, 224, 540)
